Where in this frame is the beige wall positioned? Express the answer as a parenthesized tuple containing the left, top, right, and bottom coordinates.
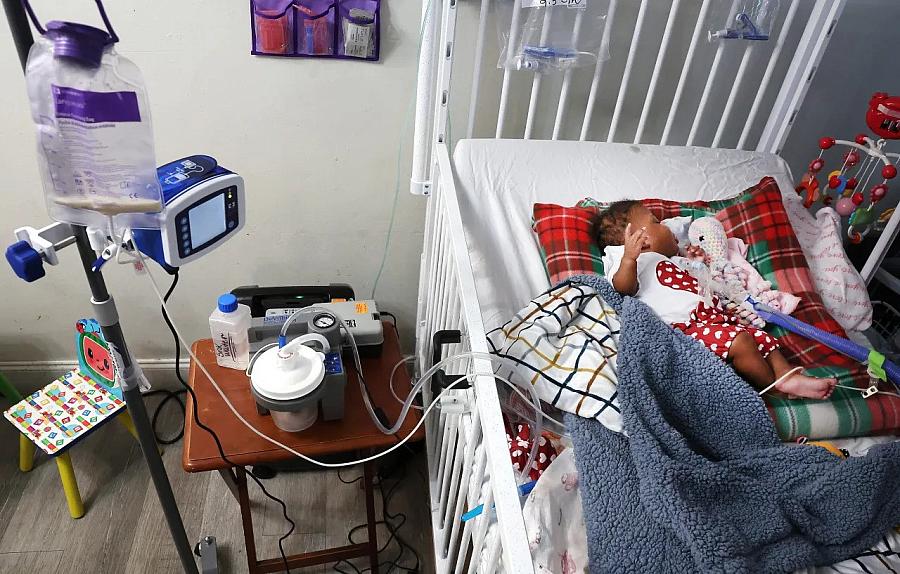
(0, 0, 426, 377)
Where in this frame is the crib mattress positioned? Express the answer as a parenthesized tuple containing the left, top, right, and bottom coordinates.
(452, 139, 897, 440)
(451, 139, 797, 330)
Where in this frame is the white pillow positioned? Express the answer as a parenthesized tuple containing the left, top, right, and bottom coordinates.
(661, 215, 693, 250)
(782, 195, 873, 332)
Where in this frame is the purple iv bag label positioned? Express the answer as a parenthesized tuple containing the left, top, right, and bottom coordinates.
(52, 85, 141, 123)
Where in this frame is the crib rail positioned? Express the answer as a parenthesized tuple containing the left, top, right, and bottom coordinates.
(411, 0, 846, 195)
(411, 1, 848, 571)
(416, 145, 534, 574)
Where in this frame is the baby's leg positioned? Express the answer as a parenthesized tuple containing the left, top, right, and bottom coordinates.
(766, 350, 836, 400)
(727, 332, 775, 388)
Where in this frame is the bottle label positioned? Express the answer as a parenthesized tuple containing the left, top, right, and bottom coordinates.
(214, 331, 238, 363)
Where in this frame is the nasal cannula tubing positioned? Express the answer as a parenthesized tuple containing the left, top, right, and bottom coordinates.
(136, 246, 550, 476)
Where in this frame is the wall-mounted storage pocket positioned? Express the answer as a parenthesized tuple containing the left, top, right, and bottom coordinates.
(252, 0, 295, 55)
(336, 0, 379, 60)
(294, 0, 335, 56)
(251, 0, 380, 61)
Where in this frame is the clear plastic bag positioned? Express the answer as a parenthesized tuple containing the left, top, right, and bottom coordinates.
(23, 3, 162, 230)
(495, 0, 608, 72)
(709, 0, 780, 41)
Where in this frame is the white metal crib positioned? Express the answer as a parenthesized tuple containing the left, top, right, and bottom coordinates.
(412, 1, 847, 572)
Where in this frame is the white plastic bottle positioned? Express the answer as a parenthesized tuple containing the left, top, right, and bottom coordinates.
(209, 294, 251, 370)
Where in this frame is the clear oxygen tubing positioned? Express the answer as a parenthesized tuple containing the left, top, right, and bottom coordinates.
(390, 356, 423, 410)
(387, 355, 568, 433)
(382, 355, 568, 436)
(137, 249, 549, 476)
(276, 307, 547, 439)
(386, 354, 569, 479)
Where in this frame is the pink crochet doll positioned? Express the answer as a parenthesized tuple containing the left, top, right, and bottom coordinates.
(687, 217, 801, 317)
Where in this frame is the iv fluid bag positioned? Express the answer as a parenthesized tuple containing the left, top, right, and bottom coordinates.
(25, 26, 162, 229)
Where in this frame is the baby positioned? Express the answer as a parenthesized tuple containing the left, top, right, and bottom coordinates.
(592, 200, 835, 400)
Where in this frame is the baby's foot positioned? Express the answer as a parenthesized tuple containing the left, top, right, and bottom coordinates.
(775, 371, 836, 400)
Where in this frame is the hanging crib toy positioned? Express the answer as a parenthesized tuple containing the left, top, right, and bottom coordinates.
(796, 92, 900, 244)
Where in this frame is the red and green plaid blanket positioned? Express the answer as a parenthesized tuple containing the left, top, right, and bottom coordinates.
(533, 177, 900, 440)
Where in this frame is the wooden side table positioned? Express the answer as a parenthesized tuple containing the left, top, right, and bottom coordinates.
(182, 321, 423, 574)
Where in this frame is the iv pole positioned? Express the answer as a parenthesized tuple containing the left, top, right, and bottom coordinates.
(1, 2, 200, 573)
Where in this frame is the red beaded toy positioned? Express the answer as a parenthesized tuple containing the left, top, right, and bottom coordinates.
(798, 92, 900, 242)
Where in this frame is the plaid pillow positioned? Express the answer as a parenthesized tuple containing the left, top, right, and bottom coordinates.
(533, 178, 897, 439)
(714, 178, 894, 439)
(534, 194, 747, 284)
(532, 203, 603, 283)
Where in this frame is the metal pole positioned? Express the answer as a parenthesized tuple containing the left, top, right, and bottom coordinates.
(2, 3, 198, 572)
(72, 228, 199, 574)
(2, 0, 33, 70)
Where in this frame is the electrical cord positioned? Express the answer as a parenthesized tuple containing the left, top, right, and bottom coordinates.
(156, 270, 295, 573)
(380, 311, 400, 337)
(143, 388, 187, 444)
(369, 0, 434, 301)
(338, 468, 365, 485)
(346, 359, 394, 431)
(145, 271, 188, 445)
(139, 246, 550, 482)
(378, 459, 422, 573)
(334, 457, 423, 574)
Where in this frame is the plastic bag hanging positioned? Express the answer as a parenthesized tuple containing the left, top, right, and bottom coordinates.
(21, 0, 163, 231)
(709, 0, 780, 41)
(494, 0, 609, 72)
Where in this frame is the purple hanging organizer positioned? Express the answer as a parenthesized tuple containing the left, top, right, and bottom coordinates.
(250, 0, 380, 61)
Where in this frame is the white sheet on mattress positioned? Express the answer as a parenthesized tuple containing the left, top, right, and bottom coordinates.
(452, 139, 799, 331)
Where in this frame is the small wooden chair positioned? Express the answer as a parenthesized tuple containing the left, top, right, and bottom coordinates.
(1, 320, 139, 519)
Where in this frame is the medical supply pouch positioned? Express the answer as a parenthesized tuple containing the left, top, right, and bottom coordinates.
(494, 0, 609, 72)
(251, 0, 380, 61)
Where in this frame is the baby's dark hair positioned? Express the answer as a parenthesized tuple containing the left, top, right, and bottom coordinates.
(591, 200, 640, 252)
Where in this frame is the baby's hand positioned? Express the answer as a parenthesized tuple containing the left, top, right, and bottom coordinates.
(684, 245, 707, 262)
(623, 223, 647, 260)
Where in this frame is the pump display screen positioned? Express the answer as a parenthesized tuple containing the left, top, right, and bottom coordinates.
(188, 193, 226, 248)
(168, 182, 241, 262)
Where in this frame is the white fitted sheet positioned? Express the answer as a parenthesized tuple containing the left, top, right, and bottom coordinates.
(452, 139, 797, 330)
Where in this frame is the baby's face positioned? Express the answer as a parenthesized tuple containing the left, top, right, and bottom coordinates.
(629, 205, 679, 257)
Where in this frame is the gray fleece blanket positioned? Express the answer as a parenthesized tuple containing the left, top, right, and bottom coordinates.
(566, 273, 900, 574)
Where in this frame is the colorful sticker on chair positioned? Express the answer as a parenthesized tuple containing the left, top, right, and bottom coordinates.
(3, 369, 125, 455)
(76, 319, 123, 399)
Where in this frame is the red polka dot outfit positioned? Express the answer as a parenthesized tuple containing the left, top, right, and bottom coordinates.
(602, 247, 780, 361)
(672, 301, 779, 360)
(505, 417, 559, 481)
